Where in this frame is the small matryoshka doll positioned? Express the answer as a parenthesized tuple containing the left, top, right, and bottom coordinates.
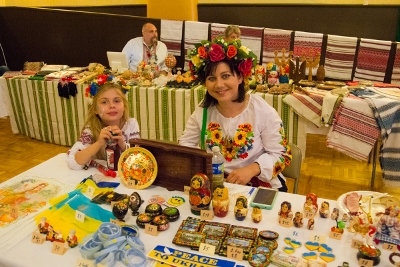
(319, 201, 330, 218)
(331, 207, 339, 220)
(255, 64, 266, 84)
(212, 186, 229, 218)
(252, 206, 262, 223)
(304, 193, 318, 216)
(189, 173, 211, 215)
(234, 196, 248, 221)
(278, 201, 293, 220)
(293, 211, 303, 228)
(307, 218, 315, 230)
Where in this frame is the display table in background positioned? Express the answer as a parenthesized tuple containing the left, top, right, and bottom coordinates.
(0, 153, 395, 267)
(1, 78, 307, 156)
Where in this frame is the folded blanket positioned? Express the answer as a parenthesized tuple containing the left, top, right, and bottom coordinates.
(184, 21, 210, 70)
(354, 38, 391, 82)
(359, 88, 400, 187)
(321, 91, 341, 125)
(161, 19, 183, 56)
(262, 28, 292, 65)
(391, 42, 400, 85)
(324, 35, 358, 80)
(283, 88, 327, 127)
(326, 94, 380, 161)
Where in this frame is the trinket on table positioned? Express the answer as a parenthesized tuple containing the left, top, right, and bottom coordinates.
(234, 196, 248, 221)
(189, 173, 211, 215)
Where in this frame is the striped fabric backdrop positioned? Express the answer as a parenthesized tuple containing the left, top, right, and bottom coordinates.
(293, 31, 323, 76)
(211, 23, 264, 62)
(262, 28, 292, 65)
(4, 78, 87, 146)
(160, 20, 183, 56)
(390, 42, 400, 85)
(354, 38, 391, 82)
(184, 21, 210, 70)
(324, 35, 358, 81)
(3, 79, 307, 156)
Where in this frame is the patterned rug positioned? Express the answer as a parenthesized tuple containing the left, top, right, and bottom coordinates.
(262, 28, 292, 65)
(354, 38, 391, 82)
(184, 21, 210, 70)
(161, 19, 183, 56)
(324, 35, 358, 80)
(390, 42, 400, 85)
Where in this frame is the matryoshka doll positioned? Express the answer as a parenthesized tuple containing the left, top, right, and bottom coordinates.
(252, 206, 262, 223)
(234, 196, 248, 221)
(212, 185, 229, 218)
(189, 173, 211, 215)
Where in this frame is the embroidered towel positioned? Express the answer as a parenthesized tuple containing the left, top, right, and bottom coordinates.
(161, 19, 183, 56)
(184, 21, 210, 70)
(283, 88, 328, 128)
(210, 23, 228, 40)
(391, 42, 400, 85)
(262, 28, 292, 65)
(354, 38, 391, 82)
(325, 35, 358, 80)
(293, 31, 323, 76)
(326, 94, 380, 161)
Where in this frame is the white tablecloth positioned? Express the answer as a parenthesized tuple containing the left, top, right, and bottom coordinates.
(0, 77, 9, 117)
(0, 153, 395, 267)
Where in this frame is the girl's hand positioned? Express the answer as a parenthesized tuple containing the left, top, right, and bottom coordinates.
(108, 125, 126, 150)
(98, 126, 113, 146)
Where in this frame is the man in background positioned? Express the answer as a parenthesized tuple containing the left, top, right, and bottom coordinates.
(122, 22, 168, 74)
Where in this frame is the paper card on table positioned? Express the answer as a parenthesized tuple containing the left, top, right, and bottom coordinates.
(76, 258, 95, 267)
(10, 204, 18, 219)
(279, 217, 292, 228)
(31, 231, 45, 244)
(227, 245, 243, 261)
(51, 242, 66, 255)
(85, 185, 95, 197)
(351, 239, 364, 249)
(329, 231, 342, 240)
(383, 242, 398, 251)
(200, 210, 214, 221)
(145, 224, 158, 236)
(309, 233, 326, 243)
(184, 186, 190, 195)
(126, 180, 136, 189)
(110, 218, 124, 226)
(75, 210, 85, 222)
(199, 242, 216, 256)
(358, 258, 373, 267)
(147, 245, 236, 267)
(304, 211, 315, 219)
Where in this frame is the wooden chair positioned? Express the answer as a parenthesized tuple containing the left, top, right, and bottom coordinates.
(282, 143, 302, 194)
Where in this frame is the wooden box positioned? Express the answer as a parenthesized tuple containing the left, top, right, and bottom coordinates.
(129, 139, 212, 192)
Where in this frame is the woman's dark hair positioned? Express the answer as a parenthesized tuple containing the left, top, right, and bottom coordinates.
(199, 58, 246, 108)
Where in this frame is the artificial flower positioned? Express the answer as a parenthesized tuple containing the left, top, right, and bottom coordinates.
(209, 43, 225, 62)
(191, 55, 202, 68)
(238, 58, 253, 77)
(198, 46, 208, 59)
(226, 45, 237, 58)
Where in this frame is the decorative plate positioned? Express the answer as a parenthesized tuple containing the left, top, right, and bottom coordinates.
(337, 191, 399, 223)
(118, 147, 158, 189)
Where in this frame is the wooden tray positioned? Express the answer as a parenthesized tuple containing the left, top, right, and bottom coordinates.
(129, 139, 212, 192)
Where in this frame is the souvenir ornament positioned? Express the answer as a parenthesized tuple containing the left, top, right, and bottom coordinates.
(293, 211, 303, 227)
(283, 246, 295, 254)
(307, 218, 315, 230)
(319, 201, 330, 218)
(319, 252, 335, 262)
(318, 244, 332, 253)
(38, 217, 49, 234)
(67, 229, 78, 248)
(258, 230, 279, 240)
(302, 252, 317, 260)
(278, 201, 293, 219)
(304, 193, 318, 216)
(234, 196, 248, 221)
(112, 199, 129, 222)
(189, 173, 211, 215)
(252, 206, 262, 223)
(167, 196, 185, 207)
(212, 186, 229, 218)
(162, 207, 180, 222)
(145, 203, 162, 217)
(128, 192, 143, 216)
(136, 213, 153, 228)
(304, 241, 319, 251)
(357, 245, 381, 266)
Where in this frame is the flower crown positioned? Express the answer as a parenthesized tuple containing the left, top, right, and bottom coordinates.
(85, 74, 132, 99)
(188, 37, 257, 80)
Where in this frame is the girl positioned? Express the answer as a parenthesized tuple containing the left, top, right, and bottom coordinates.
(66, 80, 139, 170)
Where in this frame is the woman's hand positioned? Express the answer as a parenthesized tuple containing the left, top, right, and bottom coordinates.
(225, 163, 260, 185)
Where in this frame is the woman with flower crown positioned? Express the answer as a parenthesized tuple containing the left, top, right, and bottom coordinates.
(66, 75, 140, 170)
(179, 38, 292, 191)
